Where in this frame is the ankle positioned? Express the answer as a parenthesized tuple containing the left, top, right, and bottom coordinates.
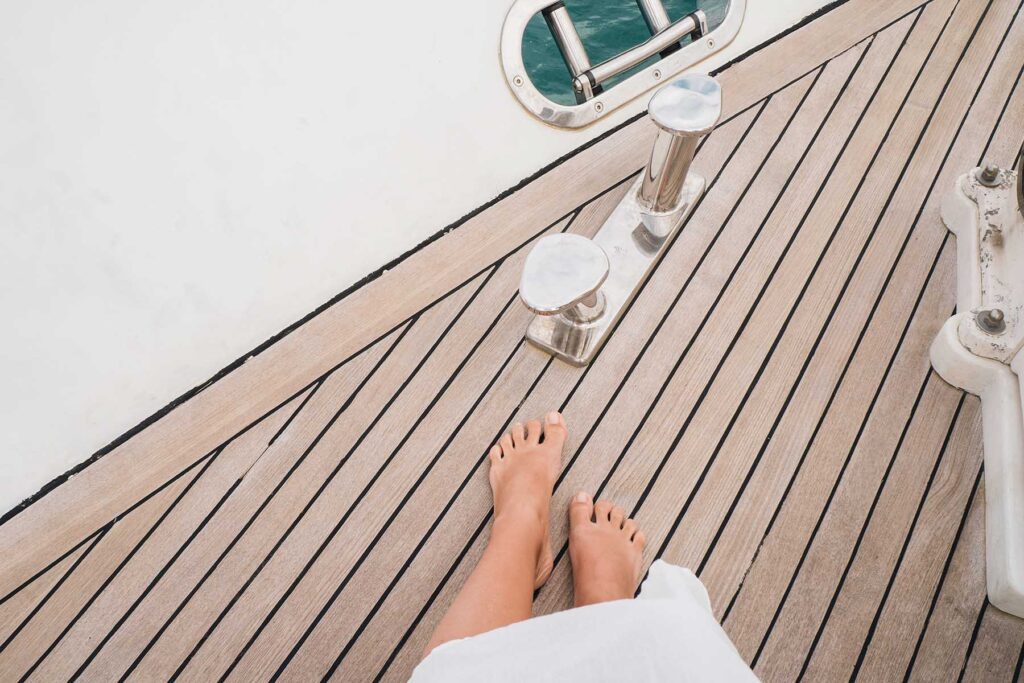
(492, 510, 546, 555)
(573, 579, 633, 607)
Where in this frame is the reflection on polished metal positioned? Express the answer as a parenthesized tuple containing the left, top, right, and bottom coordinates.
(520, 75, 722, 365)
(541, 2, 595, 102)
(574, 11, 708, 93)
(639, 74, 721, 213)
(500, 0, 745, 128)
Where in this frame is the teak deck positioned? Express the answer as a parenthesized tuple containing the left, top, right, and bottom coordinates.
(3, 0, 1024, 680)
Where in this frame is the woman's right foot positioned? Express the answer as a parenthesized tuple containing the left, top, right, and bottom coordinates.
(568, 492, 646, 608)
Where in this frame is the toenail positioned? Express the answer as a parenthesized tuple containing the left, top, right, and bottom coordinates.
(546, 411, 560, 425)
(575, 492, 589, 503)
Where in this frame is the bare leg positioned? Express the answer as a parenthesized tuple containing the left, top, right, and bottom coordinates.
(422, 412, 566, 657)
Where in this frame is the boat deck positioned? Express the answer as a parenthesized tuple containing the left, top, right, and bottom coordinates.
(3, 0, 1024, 679)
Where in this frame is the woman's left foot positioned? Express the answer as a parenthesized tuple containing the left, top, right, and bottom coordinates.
(488, 411, 567, 589)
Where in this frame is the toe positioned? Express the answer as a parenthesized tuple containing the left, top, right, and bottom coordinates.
(542, 411, 568, 450)
(488, 444, 503, 464)
(594, 499, 614, 524)
(569, 491, 594, 528)
(623, 519, 638, 538)
(633, 530, 647, 549)
(500, 433, 514, 456)
(512, 422, 526, 447)
(525, 419, 542, 445)
(610, 506, 626, 529)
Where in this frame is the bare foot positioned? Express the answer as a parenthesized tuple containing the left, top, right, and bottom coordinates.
(488, 411, 567, 589)
(568, 493, 646, 607)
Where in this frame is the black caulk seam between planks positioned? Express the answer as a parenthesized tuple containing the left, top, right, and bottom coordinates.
(64, 476, 244, 682)
(956, 598, 990, 682)
(271, 334, 535, 679)
(19, 448, 223, 679)
(0, 525, 110, 655)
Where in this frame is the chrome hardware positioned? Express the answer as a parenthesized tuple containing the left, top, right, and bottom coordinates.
(572, 11, 708, 95)
(520, 75, 721, 365)
(639, 74, 719, 213)
(978, 161, 1001, 187)
(542, 2, 597, 103)
(500, 0, 745, 128)
(520, 233, 609, 320)
(977, 308, 1006, 335)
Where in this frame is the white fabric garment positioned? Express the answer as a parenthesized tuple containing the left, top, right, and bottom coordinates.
(410, 560, 758, 682)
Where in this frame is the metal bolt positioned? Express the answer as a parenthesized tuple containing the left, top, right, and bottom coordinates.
(594, 101, 604, 113)
(707, 38, 715, 48)
(653, 69, 662, 79)
(976, 308, 1006, 334)
(513, 75, 524, 87)
(977, 162, 1001, 187)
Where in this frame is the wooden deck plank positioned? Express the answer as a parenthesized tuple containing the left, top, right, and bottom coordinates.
(800, 394, 981, 680)
(0, 542, 90, 649)
(849, 401, 983, 681)
(0, 467, 196, 677)
(906, 477, 988, 682)
(961, 604, 1024, 682)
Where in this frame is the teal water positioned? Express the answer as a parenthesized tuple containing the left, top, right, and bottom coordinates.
(522, 0, 730, 105)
